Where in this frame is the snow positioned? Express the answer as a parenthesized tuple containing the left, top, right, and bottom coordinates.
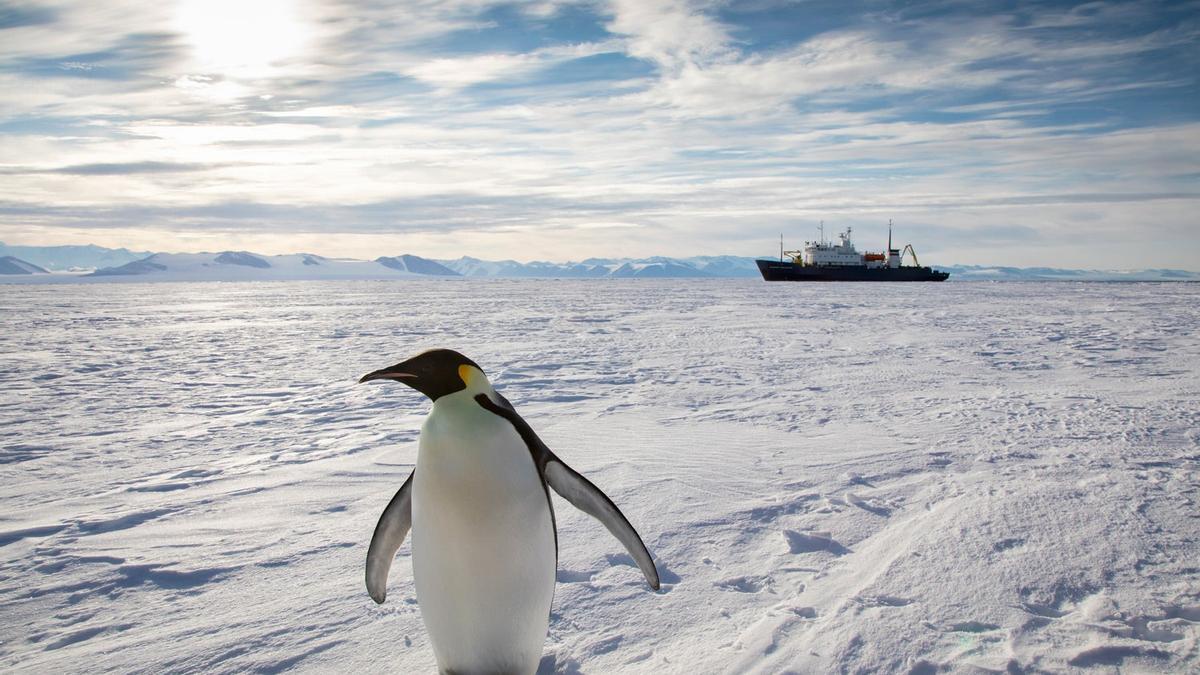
(83, 252, 439, 281)
(939, 265, 1200, 282)
(1, 279, 1197, 673)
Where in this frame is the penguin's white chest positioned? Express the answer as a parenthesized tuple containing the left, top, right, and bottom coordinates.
(411, 397, 556, 674)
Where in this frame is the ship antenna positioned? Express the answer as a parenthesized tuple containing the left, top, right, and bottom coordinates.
(888, 219, 893, 253)
(780, 233, 783, 262)
(819, 220, 825, 245)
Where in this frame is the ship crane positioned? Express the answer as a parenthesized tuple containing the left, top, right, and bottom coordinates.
(900, 244, 921, 267)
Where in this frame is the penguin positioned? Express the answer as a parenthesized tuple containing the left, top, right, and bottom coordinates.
(359, 349, 659, 675)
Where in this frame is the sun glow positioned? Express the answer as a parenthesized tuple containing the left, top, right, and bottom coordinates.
(175, 0, 309, 77)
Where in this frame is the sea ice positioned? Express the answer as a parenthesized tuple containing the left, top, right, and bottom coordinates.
(1, 279, 1197, 673)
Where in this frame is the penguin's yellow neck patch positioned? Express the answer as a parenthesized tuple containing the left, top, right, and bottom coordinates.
(458, 364, 483, 390)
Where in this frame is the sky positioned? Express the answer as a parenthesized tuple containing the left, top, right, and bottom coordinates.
(1, 0, 1198, 268)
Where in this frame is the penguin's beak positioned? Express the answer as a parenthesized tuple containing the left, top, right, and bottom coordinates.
(358, 369, 416, 384)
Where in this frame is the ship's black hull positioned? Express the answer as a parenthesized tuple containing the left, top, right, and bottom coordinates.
(756, 260, 949, 282)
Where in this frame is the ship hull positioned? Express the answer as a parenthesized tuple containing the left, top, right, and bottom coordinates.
(756, 260, 949, 282)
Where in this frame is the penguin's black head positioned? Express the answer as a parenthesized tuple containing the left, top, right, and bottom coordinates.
(358, 349, 484, 401)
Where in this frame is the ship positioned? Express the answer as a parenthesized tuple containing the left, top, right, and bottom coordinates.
(756, 222, 949, 282)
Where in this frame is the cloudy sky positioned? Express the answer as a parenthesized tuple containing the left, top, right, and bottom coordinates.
(1, 0, 1197, 267)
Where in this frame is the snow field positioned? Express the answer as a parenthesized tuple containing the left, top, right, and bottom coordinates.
(1, 279, 1197, 673)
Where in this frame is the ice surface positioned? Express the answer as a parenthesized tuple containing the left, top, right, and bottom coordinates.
(1, 280, 1198, 673)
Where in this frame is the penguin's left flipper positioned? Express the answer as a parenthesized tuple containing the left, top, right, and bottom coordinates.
(476, 393, 661, 591)
(365, 469, 414, 604)
(543, 458, 661, 590)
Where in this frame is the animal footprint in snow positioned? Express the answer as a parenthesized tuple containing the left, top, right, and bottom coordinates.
(714, 575, 771, 593)
(991, 537, 1024, 553)
(945, 621, 1000, 633)
(856, 594, 913, 608)
(783, 530, 849, 555)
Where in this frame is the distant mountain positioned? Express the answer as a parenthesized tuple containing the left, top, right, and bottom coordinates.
(685, 256, 763, 277)
(213, 251, 271, 269)
(0, 256, 49, 275)
(377, 255, 460, 276)
(440, 257, 611, 277)
(87, 252, 459, 281)
(0, 241, 150, 271)
(90, 257, 168, 276)
(436, 255, 762, 278)
(610, 260, 712, 278)
(3, 241, 1197, 283)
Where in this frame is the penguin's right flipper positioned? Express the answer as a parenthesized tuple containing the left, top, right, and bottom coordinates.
(543, 458, 661, 591)
(475, 392, 661, 591)
(365, 469, 414, 604)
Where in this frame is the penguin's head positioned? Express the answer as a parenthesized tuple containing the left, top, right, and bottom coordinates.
(359, 349, 487, 401)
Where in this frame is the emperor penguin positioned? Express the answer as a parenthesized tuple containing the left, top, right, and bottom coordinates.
(359, 349, 660, 675)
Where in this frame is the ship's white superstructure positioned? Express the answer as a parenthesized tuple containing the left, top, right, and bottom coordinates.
(785, 225, 896, 269)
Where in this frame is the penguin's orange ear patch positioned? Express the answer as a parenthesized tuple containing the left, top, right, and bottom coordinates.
(458, 364, 474, 387)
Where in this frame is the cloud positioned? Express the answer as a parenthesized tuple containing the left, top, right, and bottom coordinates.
(42, 161, 222, 175)
(0, 189, 664, 235)
(400, 40, 621, 90)
(605, 0, 734, 69)
(0, 0, 1197, 267)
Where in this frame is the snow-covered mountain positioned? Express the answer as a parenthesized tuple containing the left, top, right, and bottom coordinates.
(437, 255, 764, 278)
(442, 257, 612, 278)
(0, 255, 49, 275)
(684, 255, 764, 277)
(87, 252, 459, 281)
(2, 241, 1198, 282)
(0, 241, 150, 271)
(375, 255, 459, 276)
(610, 260, 711, 278)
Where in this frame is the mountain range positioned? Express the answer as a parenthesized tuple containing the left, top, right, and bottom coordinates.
(0, 241, 150, 272)
(1, 242, 1197, 282)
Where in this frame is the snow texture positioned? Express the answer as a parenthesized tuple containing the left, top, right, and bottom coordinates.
(1, 280, 1198, 674)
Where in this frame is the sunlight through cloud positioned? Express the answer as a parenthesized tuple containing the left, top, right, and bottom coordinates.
(174, 0, 310, 78)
